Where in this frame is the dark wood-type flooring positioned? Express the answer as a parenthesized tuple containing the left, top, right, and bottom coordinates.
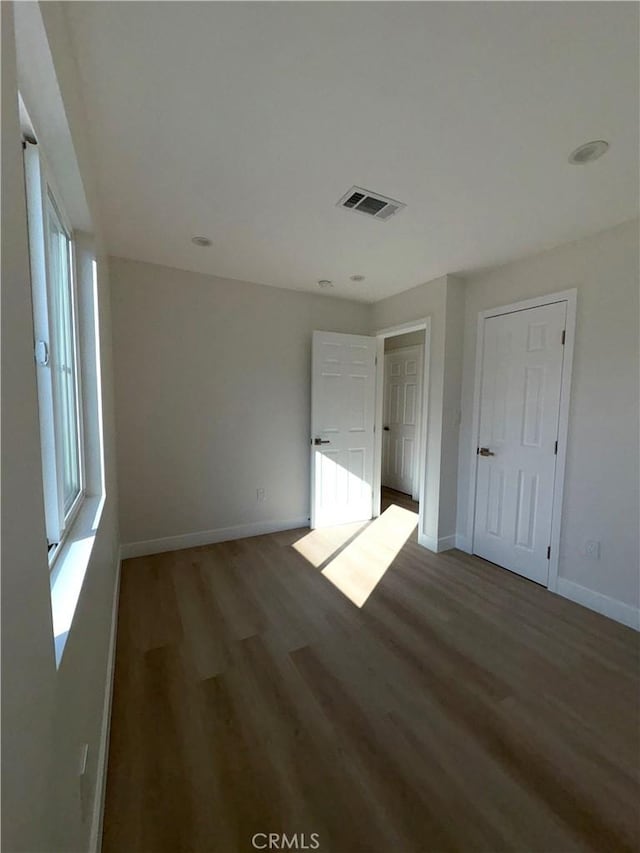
(104, 489, 639, 852)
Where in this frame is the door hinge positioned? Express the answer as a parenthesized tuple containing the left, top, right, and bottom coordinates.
(561, 330, 566, 345)
(375, 355, 378, 366)
(554, 440, 558, 455)
(547, 546, 551, 560)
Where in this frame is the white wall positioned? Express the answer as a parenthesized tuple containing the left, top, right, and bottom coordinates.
(457, 219, 639, 610)
(372, 275, 465, 549)
(438, 276, 465, 542)
(2, 9, 637, 853)
(1, 7, 56, 847)
(110, 257, 371, 548)
(2, 3, 121, 851)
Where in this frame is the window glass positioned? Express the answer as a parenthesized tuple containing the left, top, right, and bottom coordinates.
(47, 195, 81, 517)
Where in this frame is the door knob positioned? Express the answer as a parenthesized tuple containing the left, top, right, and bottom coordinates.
(478, 447, 495, 457)
(313, 437, 331, 445)
(383, 426, 390, 431)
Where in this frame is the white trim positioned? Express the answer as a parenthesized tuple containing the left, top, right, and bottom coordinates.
(419, 532, 456, 553)
(555, 578, 640, 631)
(24, 140, 62, 544)
(483, 290, 577, 319)
(464, 289, 577, 589)
(409, 344, 425, 503)
(375, 319, 430, 337)
(373, 319, 431, 548)
(547, 293, 577, 592)
(89, 555, 121, 853)
(23, 133, 88, 553)
(121, 517, 309, 560)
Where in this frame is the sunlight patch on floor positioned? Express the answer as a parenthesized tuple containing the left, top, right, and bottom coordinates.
(294, 504, 418, 607)
(292, 520, 369, 568)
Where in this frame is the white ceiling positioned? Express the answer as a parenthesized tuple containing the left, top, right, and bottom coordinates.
(65, 2, 639, 303)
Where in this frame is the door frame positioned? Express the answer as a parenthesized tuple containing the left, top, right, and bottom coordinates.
(373, 319, 431, 543)
(465, 289, 577, 592)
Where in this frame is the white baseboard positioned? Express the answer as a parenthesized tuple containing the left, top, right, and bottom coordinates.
(555, 577, 639, 631)
(121, 517, 310, 560)
(419, 532, 456, 553)
(437, 534, 456, 552)
(89, 554, 122, 853)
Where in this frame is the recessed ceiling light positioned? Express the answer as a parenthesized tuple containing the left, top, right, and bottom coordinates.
(568, 140, 609, 165)
(350, 274, 365, 282)
(191, 236, 212, 247)
(317, 279, 333, 288)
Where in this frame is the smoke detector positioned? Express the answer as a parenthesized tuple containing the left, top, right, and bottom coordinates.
(337, 186, 405, 221)
(317, 279, 333, 289)
(191, 236, 212, 247)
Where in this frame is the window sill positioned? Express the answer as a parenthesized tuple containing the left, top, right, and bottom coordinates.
(50, 492, 105, 668)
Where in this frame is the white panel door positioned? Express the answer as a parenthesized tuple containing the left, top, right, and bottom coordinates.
(382, 346, 423, 497)
(311, 331, 377, 528)
(473, 302, 566, 585)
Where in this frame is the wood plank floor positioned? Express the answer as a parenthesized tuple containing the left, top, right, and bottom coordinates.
(381, 485, 419, 513)
(104, 497, 639, 853)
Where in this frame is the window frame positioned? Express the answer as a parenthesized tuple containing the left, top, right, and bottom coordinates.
(46, 190, 85, 521)
(24, 140, 86, 566)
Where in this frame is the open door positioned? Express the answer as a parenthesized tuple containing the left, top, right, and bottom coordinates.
(382, 345, 424, 499)
(311, 331, 377, 528)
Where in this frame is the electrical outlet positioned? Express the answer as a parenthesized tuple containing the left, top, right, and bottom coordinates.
(583, 540, 601, 560)
(256, 488, 265, 503)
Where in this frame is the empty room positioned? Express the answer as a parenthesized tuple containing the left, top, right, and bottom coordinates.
(2, 2, 639, 852)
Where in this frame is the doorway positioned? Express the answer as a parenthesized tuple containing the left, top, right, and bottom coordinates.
(373, 320, 430, 544)
(310, 325, 430, 540)
(380, 331, 425, 517)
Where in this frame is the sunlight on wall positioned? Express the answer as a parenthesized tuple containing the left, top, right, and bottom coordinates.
(49, 258, 106, 667)
(294, 504, 418, 607)
(50, 533, 95, 657)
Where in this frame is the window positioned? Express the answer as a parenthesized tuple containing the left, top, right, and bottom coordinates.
(24, 141, 85, 562)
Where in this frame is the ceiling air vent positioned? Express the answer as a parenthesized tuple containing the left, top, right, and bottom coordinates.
(337, 186, 406, 222)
